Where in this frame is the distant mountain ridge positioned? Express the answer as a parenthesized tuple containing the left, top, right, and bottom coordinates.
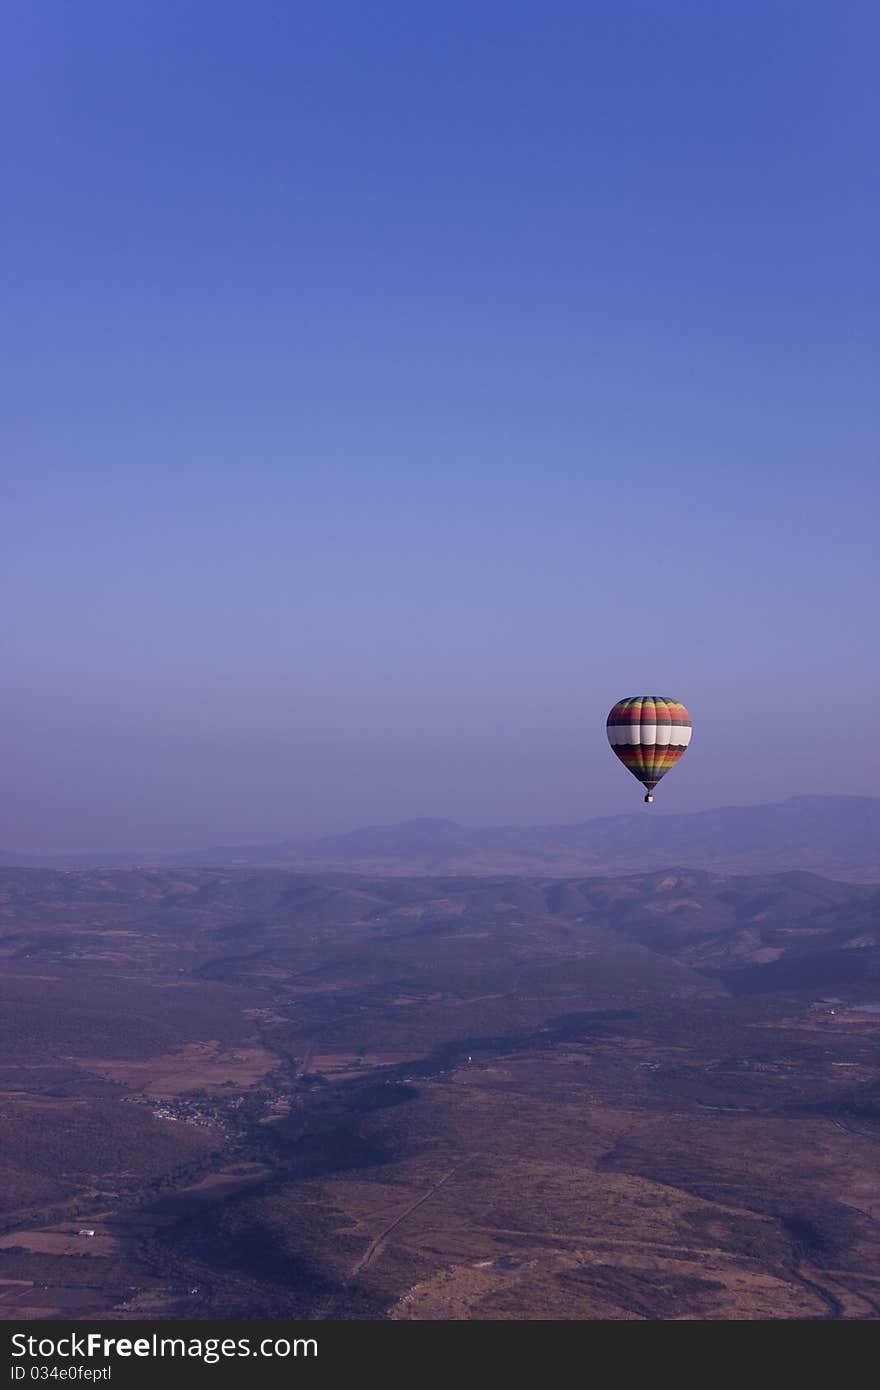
(2, 795, 879, 881)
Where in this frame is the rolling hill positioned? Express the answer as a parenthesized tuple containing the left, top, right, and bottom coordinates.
(4, 795, 879, 880)
(1, 862, 879, 1320)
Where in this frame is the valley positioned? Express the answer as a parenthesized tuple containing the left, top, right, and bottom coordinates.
(1, 867, 878, 1320)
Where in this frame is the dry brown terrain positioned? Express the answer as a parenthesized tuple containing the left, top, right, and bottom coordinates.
(0, 866, 878, 1319)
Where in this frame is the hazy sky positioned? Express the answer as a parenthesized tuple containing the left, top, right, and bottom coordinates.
(3, 2, 878, 852)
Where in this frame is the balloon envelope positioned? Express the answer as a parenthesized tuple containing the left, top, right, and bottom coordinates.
(607, 696, 692, 797)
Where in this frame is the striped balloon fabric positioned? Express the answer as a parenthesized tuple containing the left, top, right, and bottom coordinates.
(606, 696, 692, 802)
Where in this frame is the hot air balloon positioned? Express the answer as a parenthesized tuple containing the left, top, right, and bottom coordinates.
(607, 696, 692, 804)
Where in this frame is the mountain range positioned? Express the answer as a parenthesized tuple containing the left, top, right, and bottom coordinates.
(3, 794, 878, 880)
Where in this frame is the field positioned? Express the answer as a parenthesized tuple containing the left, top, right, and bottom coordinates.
(0, 867, 878, 1319)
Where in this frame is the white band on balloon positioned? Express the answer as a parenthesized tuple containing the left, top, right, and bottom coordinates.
(607, 724, 692, 747)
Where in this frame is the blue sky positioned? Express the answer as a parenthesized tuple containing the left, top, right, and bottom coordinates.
(2, 2, 878, 851)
